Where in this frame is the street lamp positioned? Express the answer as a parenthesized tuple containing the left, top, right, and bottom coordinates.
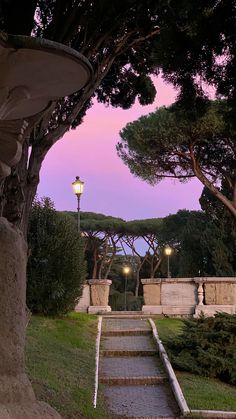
(72, 176, 84, 233)
(123, 265, 131, 311)
(164, 245, 172, 278)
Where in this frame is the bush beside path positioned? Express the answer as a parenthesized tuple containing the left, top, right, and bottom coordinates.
(155, 317, 236, 412)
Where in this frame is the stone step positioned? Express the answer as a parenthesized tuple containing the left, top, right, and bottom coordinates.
(100, 356, 165, 378)
(103, 313, 164, 319)
(102, 335, 156, 352)
(100, 375, 168, 385)
(101, 349, 157, 357)
(103, 329, 152, 336)
(103, 384, 179, 418)
(103, 311, 144, 316)
(103, 318, 151, 332)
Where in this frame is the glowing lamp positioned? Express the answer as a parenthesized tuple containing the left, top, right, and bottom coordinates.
(72, 176, 84, 196)
(123, 266, 131, 275)
(164, 246, 172, 256)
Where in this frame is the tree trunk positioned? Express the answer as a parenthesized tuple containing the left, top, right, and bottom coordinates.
(104, 253, 115, 279)
(194, 166, 236, 219)
(92, 249, 98, 279)
(0, 180, 5, 216)
(153, 257, 162, 278)
(135, 267, 141, 297)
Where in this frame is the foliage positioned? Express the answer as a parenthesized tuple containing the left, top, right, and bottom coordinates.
(26, 313, 111, 418)
(163, 313, 236, 386)
(68, 209, 236, 279)
(146, 196, 236, 278)
(68, 211, 165, 286)
(27, 197, 86, 315)
(1, 0, 161, 234)
(200, 185, 236, 276)
(118, 100, 236, 219)
(152, 0, 236, 124)
(156, 318, 236, 411)
(109, 289, 143, 311)
(2, 1, 236, 241)
(158, 210, 214, 277)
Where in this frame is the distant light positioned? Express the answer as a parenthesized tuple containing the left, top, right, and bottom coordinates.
(72, 176, 84, 196)
(123, 266, 131, 274)
(164, 245, 172, 256)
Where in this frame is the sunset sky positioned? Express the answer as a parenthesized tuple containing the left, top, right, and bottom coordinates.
(38, 75, 203, 220)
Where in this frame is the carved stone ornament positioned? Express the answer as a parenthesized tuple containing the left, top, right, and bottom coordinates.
(0, 31, 93, 180)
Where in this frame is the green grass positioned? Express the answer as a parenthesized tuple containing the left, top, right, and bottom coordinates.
(155, 318, 236, 412)
(177, 372, 236, 411)
(155, 318, 184, 341)
(26, 313, 111, 419)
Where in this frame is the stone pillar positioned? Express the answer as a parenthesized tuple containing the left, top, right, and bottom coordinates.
(197, 281, 204, 305)
(88, 279, 112, 314)
(0, 217, 61, 418)
(75, 283, 90, 312)
(141, 279, 162, 314)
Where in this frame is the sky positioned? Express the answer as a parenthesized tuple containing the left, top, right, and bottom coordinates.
(37, 75, 203, 221)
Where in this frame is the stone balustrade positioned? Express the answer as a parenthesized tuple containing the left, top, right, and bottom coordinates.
(142, 277, 236, 317)
(76, 277, 236, 317)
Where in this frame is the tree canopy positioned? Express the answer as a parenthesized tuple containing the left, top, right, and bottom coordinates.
(151, 0, 236, 120)
(2, 0, 236, 239)
(200, 185, 236, 276)
(118, 100, 236, 219)
(0, 0, 161, 235)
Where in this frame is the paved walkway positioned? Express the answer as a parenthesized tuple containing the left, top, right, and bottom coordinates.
(99, 316, 180, 418)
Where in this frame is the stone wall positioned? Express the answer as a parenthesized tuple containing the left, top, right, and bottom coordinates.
(142, 277, 236, 317)
(203, 278, 236, 305)
(75, 277, 236, 317)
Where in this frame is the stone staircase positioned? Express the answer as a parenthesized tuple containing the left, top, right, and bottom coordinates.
(99, 317, 180, 418)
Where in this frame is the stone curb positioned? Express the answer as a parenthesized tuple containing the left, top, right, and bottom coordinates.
(190, 410, 236, 418)
(148, 318, 190, 416)
(93, 316, 102, 408)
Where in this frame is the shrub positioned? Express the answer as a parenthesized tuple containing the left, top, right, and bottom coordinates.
(109, 289, 143, 311)
(164, 313, 236, 385)
(27, 197, 87, 315)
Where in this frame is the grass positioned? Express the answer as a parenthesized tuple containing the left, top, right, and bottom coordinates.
(176, 372, 236, 411)
(155, 318, 236, 412)
(155, 318, 184, 340)
(26, 313, 111, 419)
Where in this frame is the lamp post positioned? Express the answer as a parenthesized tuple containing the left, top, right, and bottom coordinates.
(164, 245, 172, 278)
(72, 176, 84, 233)
(123, 266, 131, 311)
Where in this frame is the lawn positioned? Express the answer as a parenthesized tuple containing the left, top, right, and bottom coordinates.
(155, 318, 236, 412)
(26, 313, 111, 419)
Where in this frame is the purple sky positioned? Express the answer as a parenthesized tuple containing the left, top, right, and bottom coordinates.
(38, 75, 203, 220)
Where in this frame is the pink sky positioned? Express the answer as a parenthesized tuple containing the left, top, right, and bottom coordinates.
(38, 75, 203, 220)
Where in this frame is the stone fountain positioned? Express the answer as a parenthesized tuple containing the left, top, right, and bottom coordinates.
(0, 32, 92, 418)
